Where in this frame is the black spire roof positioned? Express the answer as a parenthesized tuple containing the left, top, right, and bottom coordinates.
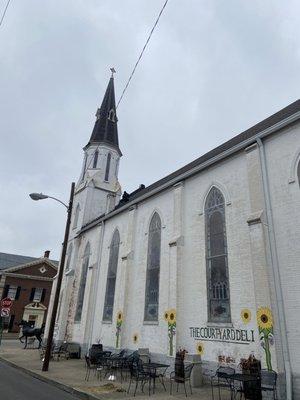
(87, 75, 121, 154)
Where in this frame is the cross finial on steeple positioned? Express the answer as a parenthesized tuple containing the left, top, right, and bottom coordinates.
(110, 67, 116, 78)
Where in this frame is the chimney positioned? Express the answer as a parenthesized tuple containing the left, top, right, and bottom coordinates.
(44, 250, 50, 258)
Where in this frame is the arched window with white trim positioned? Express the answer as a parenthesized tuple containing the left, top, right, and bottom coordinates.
(205, 187, 231, 322)
(297, 160, 300, 186)
(93, 150, 99, 168)
(74, 243, 90, 322)
(103, 230, 120, 322)
(105, 153, 111, 181)
(144, 212, 161, 322)
(73, 204, 80, 229)
(65, 243, 73, 272)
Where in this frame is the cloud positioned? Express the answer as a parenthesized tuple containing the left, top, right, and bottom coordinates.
(0, 0, 299, 258)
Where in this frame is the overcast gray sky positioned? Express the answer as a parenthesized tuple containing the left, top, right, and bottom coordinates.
(0, 0, 299, 260)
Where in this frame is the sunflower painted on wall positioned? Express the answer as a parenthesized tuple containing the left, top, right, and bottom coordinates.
(241, 309, 251, 324)
(133, 333, 139, 344)
(196, 342, 204, 356)
(164, 309, 176, 356)
(257, 307, 274, 371)
(115, 311, 123, 348)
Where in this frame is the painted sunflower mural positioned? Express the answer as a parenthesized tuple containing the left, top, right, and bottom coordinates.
(196, 342, 204, 356)
(115, 311, 123, 348)
(133, 333, 139, 344)
(241, 309, 251, 324)
(257, 307, 274, 371)
(164, 309, 176, 356)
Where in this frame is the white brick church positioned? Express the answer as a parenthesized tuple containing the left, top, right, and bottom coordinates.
(49, 74, 300, 398)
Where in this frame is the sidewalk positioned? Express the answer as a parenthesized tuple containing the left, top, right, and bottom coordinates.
(0, 340, 230, 400)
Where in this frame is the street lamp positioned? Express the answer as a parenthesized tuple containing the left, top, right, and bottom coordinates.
(29, 182, 75, 372)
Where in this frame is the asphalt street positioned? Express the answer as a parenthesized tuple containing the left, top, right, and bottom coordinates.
(0, 361, 79, 400)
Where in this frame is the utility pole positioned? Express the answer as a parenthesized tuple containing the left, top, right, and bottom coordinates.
(42, 182, 75, 372)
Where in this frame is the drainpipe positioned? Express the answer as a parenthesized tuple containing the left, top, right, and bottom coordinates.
(87, 221, 105, 348)
(257, 138, 292, 400)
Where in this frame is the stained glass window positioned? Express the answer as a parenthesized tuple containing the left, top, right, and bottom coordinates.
(144, 212, 161, 321)
(103, 230, 120, 322)
(205, 187, 231, 322)
(74, 243, 90, 322)
(105, 153, 111, 181)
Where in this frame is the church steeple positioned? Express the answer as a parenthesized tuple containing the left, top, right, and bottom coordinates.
(87, 70, 121, 155)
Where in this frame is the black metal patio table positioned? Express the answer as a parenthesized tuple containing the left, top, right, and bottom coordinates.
(142, 362, 170, 394)
(228, 373, 261, 400)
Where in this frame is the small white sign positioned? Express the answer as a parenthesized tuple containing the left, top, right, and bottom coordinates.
(1, 308, 10, 317)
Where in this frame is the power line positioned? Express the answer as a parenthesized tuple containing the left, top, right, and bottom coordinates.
(0, 0, 11, 28)
(84, 0, 170, 173)
(116, 0, 169, 109)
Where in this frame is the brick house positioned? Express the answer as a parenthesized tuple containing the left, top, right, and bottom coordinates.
(0, 251, 58, 333)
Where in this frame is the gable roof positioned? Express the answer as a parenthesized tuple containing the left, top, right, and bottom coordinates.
(80, 99, 300, 234)
(0, 252, 58, 272)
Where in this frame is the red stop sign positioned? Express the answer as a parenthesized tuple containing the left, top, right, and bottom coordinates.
(1, 297, 12, 308)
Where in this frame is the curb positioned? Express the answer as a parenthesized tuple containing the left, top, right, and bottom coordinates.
(0, 356, 100, 400)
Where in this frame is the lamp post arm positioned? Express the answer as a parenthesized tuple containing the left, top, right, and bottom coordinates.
(46, 196, 68, 209)
(42, 182, 75, 372)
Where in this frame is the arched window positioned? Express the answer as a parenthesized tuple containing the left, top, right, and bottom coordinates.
(65, 243, 73, 272)
(93, 150, 99, 168)
(297, 161, 300, 186)
(144, 212, 161, 322)
(108, 109, 115, 122)
(103, 230, 120, 321)
(73, 204, 80, 229)
(105, 153, 111, 181)
(74, 243, 90, 322)
(205, 187, 231, 322)
(81, 153, 87, 182)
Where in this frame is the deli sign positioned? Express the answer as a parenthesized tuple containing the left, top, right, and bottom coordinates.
(189, 326, 255, 345)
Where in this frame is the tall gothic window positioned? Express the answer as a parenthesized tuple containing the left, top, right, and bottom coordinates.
(74, 243, 90, 322)
(297, 161, 300, 186)
(103, 230, 120, 322)
(81, 153, 87, 181)
(105, 153, 111, 181)
(144, 212, 161, 322)
(65, 243, 73, 272)
(93, 150, 99, 168)
(73, 204, 80, 229)
(205, 187, 231, 322)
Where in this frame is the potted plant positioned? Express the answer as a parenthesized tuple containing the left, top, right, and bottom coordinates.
(239, 355, 261, 400)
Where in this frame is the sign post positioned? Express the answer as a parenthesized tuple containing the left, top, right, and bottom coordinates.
(0, 297, 12, 345)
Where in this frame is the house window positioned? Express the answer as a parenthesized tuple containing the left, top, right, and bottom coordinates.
(73, 204, 80, 229)
(74, 243, 90, 322)
(93, 150, 99, 168)
(33, 288, 43, 302)
(105, 153, 111, 181)
(103, 230, 120, 322)
(144, 212, 161, 322)
(7, 286, 17, 300)
(205, 187, 231, 322)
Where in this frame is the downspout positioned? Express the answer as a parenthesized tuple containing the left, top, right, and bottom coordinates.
(87, 220, 105, 348)
(257, 138, 292, 400)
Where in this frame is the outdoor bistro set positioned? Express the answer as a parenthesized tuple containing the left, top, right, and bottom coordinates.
(37, 341, 278, 399)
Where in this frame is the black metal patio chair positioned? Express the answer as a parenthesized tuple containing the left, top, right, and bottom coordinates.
(170, 363, 194, 397)
(127, 359, 151, 396)
(210, 366, 235, 400)
(84, 355, 101, 381)
(261, 370, 277, 399)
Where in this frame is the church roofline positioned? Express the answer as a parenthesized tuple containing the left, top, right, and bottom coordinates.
(79, 99, 300, 234)
(83, 140, 122, 156)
